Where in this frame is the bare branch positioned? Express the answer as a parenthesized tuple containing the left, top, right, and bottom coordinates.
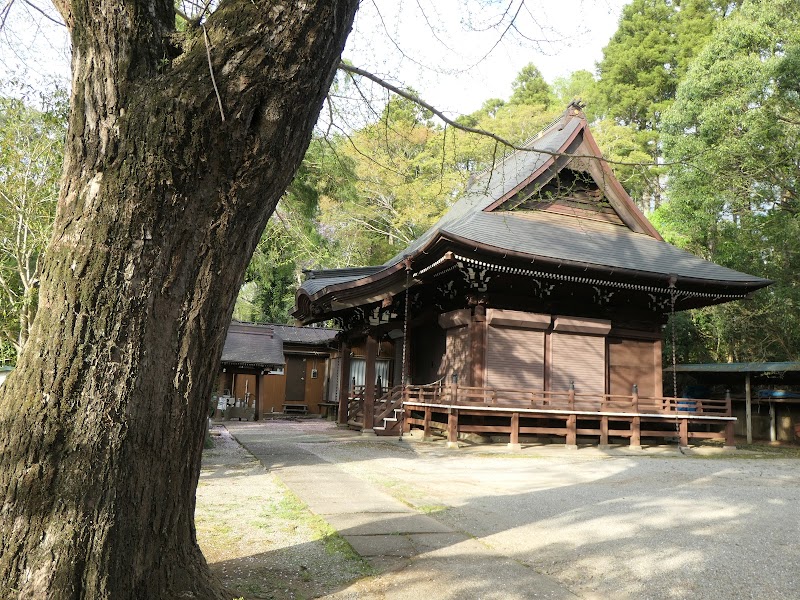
(414, 0, 454, 53)
(0, 0, 16, 31)
(202, 24, 226, 122)
(338, 62, 704, 170)
(462, 0, 526, 72)
(21, 0, 64, 26)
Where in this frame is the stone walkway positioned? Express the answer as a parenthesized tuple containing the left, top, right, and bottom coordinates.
(226, 421, 579, 599)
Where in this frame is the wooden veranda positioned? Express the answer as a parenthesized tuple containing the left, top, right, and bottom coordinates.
(343, 383, 736, 448)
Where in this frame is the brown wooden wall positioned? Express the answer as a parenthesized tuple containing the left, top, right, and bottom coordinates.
(445, 325, 470, 384)
(486, 327, 545, 390)
(408, 309, 663, 397)
(217, 353, 331, 416)
(608, 338, 662, 397)
(260, 372, 287, 414)
(549, 333, 606, 393)
(411, 324, 446, 384)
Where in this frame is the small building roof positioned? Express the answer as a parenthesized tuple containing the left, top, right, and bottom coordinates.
(222, 323, 284, 366)
(221, 321, 339, 367)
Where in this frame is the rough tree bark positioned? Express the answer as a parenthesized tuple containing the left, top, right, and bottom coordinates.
(0, 1, 358, 598)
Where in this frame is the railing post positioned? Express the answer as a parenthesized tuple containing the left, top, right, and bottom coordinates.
(568, 380, 575, 411)
(423, 406, 432, 441)
(632, 384, 639, 412)
(508, 412, 520, 450)
(447, 407, 459, 449)
(679, 418, 689, 448)
(600, 416, 609, 447)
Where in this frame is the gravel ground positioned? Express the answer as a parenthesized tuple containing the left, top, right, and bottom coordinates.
(195, 425, 371, 599)
(246, 420, 800, 600)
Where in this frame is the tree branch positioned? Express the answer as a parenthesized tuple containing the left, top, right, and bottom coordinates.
(337, 62, 682, 169)
(22, 0, 64, 26)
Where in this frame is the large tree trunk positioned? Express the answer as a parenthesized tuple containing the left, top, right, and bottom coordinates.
(0, 1, 358, 598)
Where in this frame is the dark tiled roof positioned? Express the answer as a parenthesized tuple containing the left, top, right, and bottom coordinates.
(272, 324, 339, 345)
(301, 267, 384, 296)
(297, 108, 771, 300)
(221, 323, 284, 366)
(221, 322, 340, 365)
(459, 210, 765, 283)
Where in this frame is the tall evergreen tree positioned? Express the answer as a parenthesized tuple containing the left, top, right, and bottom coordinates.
(658, 0, 800, 361)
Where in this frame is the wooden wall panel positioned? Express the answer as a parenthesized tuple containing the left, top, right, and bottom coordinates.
(304, 358, 326, 413)
(411, 324, 446, 384)
(445, 325, 470, 384)
(486, 327, 544, 390)
(260, 373, 286, 414)
(550, 333, 605, 393)
(608, 338, 658, 397)
(234, 374, 256, 401)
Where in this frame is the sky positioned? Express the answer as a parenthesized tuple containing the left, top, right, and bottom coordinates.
(344, 0, 627, 116)
(0, 0, 627, 116)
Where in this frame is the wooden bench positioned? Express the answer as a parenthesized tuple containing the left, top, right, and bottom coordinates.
(283, 404, 308, 415)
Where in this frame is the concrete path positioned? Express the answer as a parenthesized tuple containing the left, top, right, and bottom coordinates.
(227, 421, 580, 599)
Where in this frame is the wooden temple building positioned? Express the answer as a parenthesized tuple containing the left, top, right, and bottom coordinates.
(293, 104, 772, 448)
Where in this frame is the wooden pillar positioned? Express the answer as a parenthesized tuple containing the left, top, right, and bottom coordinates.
(679, 418, 689, 447)
(337, 344, 351, 426)
(566, 414, 577, 449)
(725, 421, 735, 447)
(508, 412, 520, 449)
(769, 401, 776, 442)
(423, 406, 432, 440)
(447, 408, 459, 448)
(469, 305, 487, 388)
(600, 416, 609, 446)
(363, 333, 378, 432)
(745, 373, 753, 444)
(254, 369, 261, 421)
(630, 416, 641, 448)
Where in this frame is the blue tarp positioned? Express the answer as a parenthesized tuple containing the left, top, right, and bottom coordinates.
(757, 389, 800, 399)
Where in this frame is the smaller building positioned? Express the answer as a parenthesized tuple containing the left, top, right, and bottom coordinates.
(216, 321, 339, 418)
(666, 362, 800, 443)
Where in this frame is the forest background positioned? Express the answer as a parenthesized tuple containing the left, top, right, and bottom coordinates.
(1, 0, 798, 367)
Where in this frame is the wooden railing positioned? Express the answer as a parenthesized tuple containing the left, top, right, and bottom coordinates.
(347, 385, 365, 426)
(343, 382, 731, 432)
(374, 385, 405, 423)
(402, 384, 732, 417)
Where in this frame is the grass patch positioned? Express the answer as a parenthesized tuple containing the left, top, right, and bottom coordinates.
(735, 443, 800, 458)
(415, 503, 448, 514)
(261, 480, 374, 571)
